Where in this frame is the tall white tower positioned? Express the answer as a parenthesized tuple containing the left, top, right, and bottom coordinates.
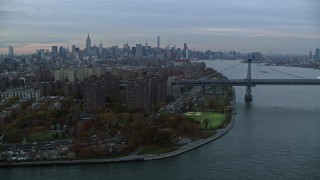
(8, 46, 14, 58)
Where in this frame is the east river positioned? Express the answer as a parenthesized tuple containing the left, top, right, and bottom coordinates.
(1, 60, 320, 180)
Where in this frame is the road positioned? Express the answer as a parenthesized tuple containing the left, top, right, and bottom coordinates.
(160, 86, 202, 114)
(4, 139, 72, 152)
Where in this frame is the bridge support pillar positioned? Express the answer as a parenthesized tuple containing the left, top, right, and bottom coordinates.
(245, 94, 252, 102)
(245, 59, 253, 102)
(202, 85, 206, 95)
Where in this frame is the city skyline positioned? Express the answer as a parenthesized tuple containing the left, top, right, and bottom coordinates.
(0, 0, 320, 54)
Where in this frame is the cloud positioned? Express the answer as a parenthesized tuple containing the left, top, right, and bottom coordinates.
(0, 10, 13, 15)
(0, 0, 319, 54)
(187, 26, 320, 39)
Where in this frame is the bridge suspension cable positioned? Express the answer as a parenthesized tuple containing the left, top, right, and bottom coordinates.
(219, 62, 244, 73)
(198, 62, 243, 80)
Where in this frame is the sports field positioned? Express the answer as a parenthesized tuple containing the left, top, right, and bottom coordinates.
(184, 112, 226, 129)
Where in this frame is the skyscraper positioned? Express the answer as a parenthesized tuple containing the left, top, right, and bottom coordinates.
(157, 36, 160, 48)
(136, 44, 142, 57)
(183, 43, 188, 59)
(99, 43, 103, 57)
(59, 46, 66, 59)
(315, 48, 320, 61)
(72, 45, 76, 53)
(8, 46, 14, 58)
(86, 34, 91, 56)
(309, 51, 313, 59)
(52, 46, 58, 58)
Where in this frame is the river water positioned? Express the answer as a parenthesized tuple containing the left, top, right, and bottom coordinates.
(1, 60, 320, 180)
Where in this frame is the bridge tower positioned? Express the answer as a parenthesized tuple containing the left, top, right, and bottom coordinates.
(245, 59, 253, 101)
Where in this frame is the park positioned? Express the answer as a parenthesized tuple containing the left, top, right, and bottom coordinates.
(184, 112, 226, 129)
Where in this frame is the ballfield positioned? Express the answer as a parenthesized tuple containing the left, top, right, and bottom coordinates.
(184, 112, 226, 129)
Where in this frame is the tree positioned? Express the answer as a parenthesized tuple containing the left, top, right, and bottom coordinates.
(197, 101, 205, 111)
(187, 98, 193, 110)
(207, 96, 215, 110)
(166, 95, 175, 103)
(72, 140, 82, 157)
(154, 129, 176, 145)
(203, 119, 209, 129)
(120, 113, 131, 126)
(98, 112, 118, 129)
(21, 99, 33, 111)
(2, 124, 22, 143)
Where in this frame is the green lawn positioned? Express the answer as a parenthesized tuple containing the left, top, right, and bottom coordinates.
(184, 112, 226, 129)
(28, 131, 63, 142)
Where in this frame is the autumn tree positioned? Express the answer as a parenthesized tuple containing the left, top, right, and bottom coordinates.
(203, 119, 209, 129)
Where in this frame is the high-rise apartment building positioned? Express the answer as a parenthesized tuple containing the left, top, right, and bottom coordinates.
(83, 80, 105, 113)
(126, 79, 150, 112)
(149, 76, 167, 106)
(54, 67, 106, 82)
(83, 74, 119, 113)
(101, 73, 120, 104)
(1, 87, 40, 100)
(35, 66, 53, 83)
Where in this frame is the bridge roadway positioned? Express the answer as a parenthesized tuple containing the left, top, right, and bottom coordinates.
(172, 79, 320, 86)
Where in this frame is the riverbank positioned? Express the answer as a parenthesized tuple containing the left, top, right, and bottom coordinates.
(0, 93, 236, 168)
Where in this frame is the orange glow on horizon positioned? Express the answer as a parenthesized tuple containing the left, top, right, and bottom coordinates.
(0, 43, 68, 55)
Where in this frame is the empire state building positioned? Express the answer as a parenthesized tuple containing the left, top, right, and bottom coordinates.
(86, 34, 91, 56)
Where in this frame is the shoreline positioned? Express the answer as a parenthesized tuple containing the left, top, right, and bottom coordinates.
(0, 92, 236, 168)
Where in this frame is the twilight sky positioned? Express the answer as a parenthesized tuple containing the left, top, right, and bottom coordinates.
(0, 0, 319, 54)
